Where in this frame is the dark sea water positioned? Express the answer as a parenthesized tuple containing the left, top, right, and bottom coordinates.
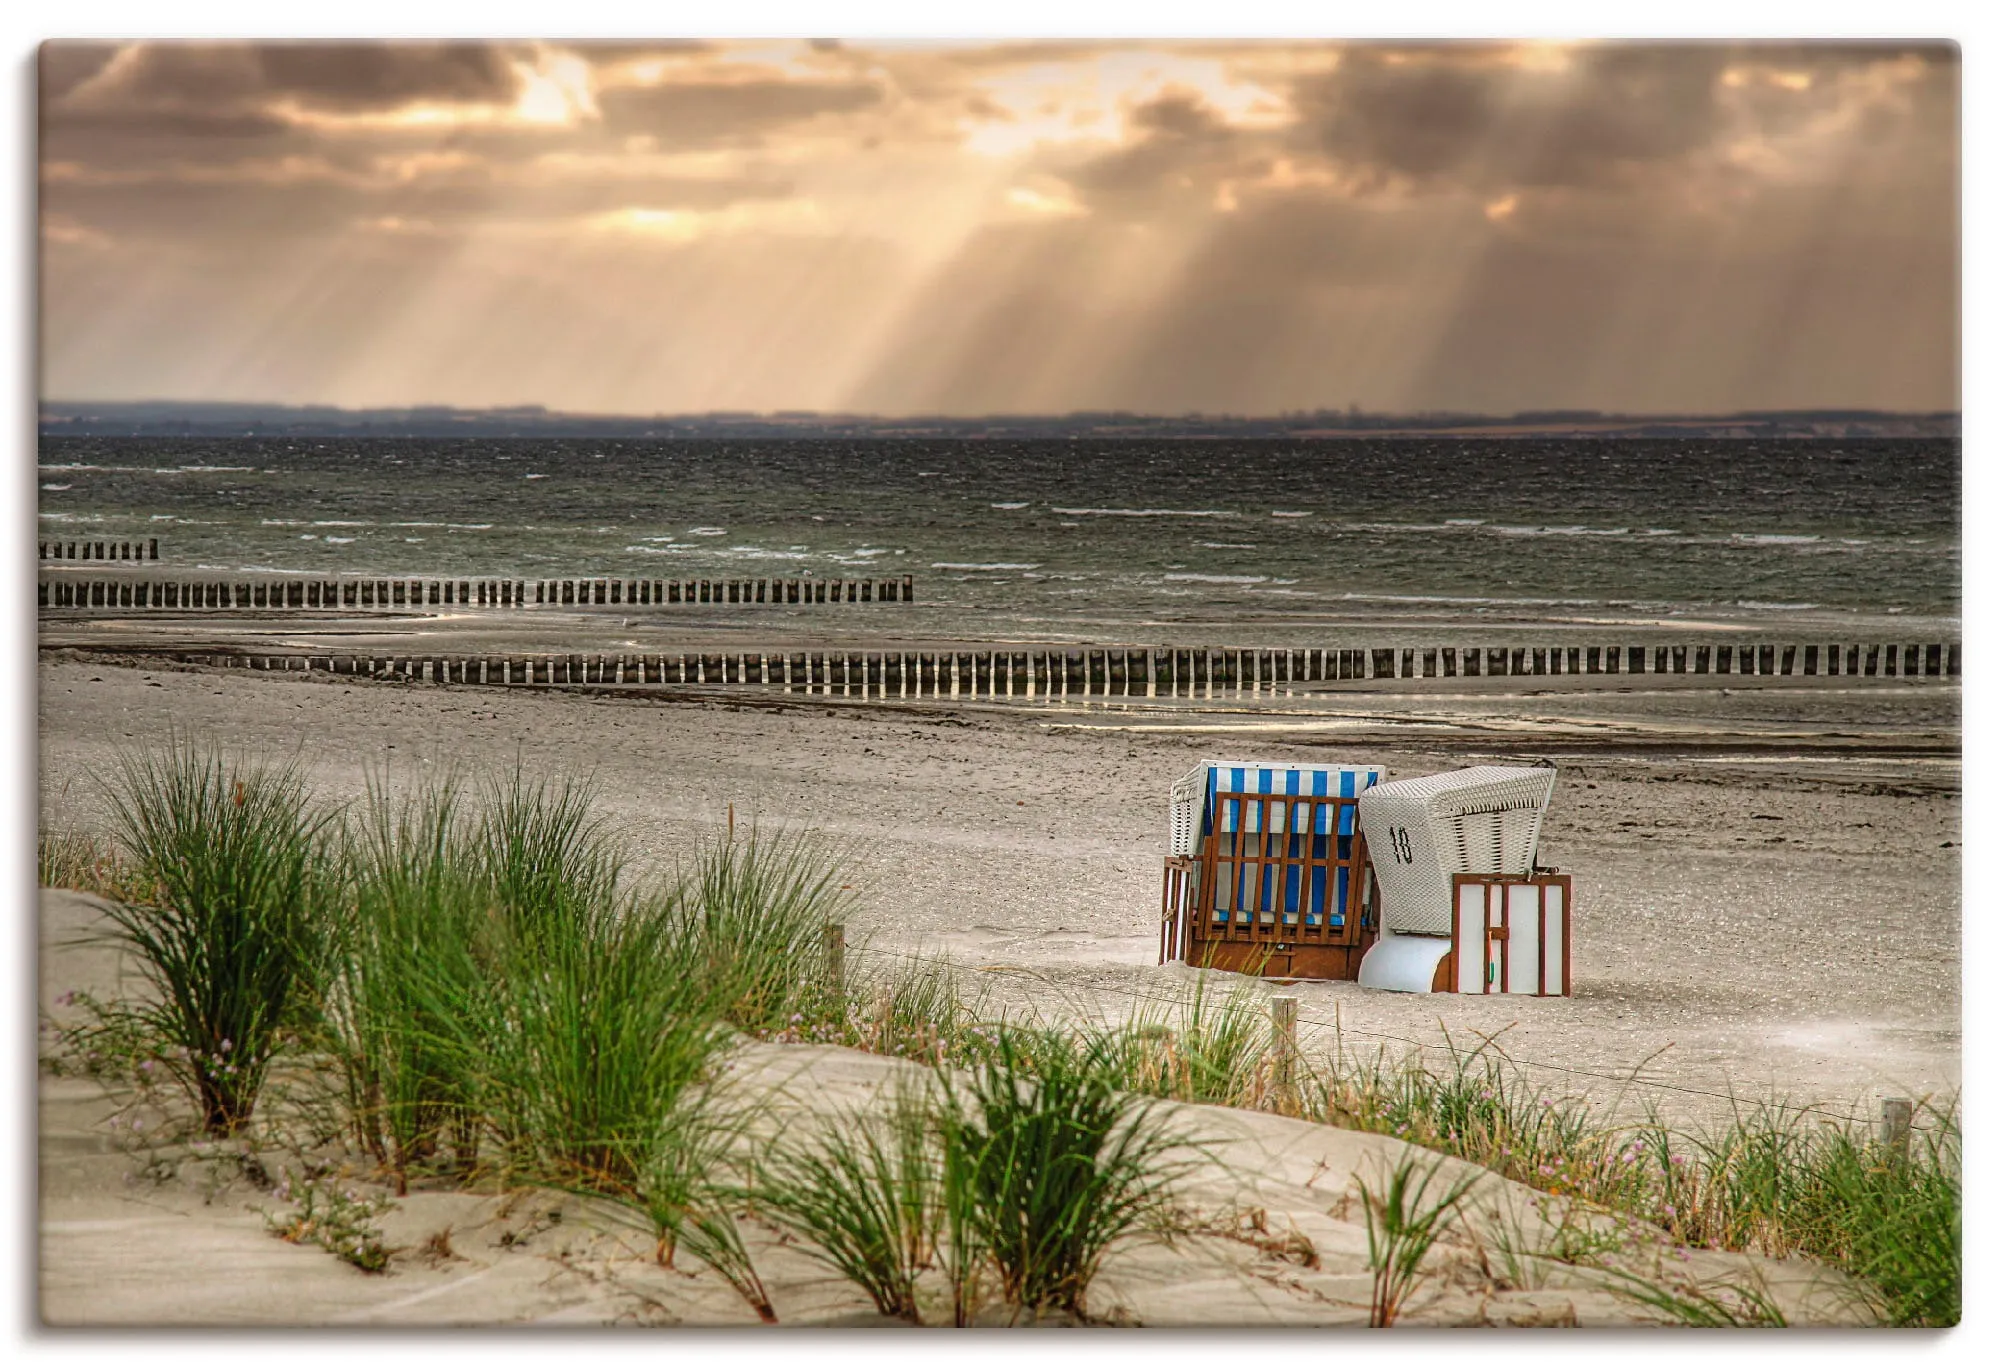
(37, 437, 1959, 637)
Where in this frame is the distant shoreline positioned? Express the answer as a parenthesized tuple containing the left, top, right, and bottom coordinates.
(37, 403, 1962, 443)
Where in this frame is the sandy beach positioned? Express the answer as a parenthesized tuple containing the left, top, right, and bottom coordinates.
(33, 611, 1960, 1327)
(38, 642, 1960, 1120)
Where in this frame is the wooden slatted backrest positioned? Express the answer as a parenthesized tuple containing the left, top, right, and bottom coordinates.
(1195, 790, 1367, 947)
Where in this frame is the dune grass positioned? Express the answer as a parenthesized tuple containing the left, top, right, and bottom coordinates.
(937, 1027, 1195, 1320)
(322, 772, 491, 1187)
(669, 828, 856, 1036)
(1100, 972, 1271, 1108)
(38, 825, 154, 904)
(1354, 1150, 1483, 1326)
(1302, 1032, 1960, 1326)
(96, 737, 337, 1134)
(327, 769, 739, 1195)
(759, 1086, 942, 1322)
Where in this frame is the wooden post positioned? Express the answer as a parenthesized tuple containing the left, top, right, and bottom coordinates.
(1879, 1097, 1913, 1162)
(1270, 996, 1299, 1113)
(824, 921, 846, 1006)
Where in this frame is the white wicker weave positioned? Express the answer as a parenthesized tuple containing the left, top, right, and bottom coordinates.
(1168, 760, 1384, 857)
(1357, 766, 1557, 935)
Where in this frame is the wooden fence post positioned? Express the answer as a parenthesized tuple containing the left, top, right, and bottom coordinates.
(1271, 995, 1299, 1113)
(824, 922, 846, 1007)
(1879, 1097, 1913, 1162)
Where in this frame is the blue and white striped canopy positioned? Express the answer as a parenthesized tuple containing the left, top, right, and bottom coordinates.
(1204, 763, 1383, 835)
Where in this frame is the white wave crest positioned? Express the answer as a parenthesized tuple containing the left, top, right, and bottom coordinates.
(1051, 506, 1237, 518)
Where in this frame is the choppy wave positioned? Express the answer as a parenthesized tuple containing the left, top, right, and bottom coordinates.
(1051, 507, 1236, 518)
(1338, 521, 1467, 533)
(32, 433, 1957, 625)
(1337, 591, 1604, 607)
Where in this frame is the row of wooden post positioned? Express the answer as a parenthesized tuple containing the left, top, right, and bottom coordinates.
(182, 639, 1961, 694)
(38, 539, 157, 561)
(39, 573, 916, 611)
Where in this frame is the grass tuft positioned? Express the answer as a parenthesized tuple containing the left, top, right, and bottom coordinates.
(760, 1086, 941, 1322)
(1354, 1150, 1481, 1326)
(938, 1027, 1194, 1321)
(97, 735, 336, 1135)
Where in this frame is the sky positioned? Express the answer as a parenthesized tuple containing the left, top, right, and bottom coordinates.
(38, 38, 1960, 417)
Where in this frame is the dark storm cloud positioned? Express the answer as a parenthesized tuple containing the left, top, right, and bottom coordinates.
(46, 40, 522, 120)
(1289, 42, 1957, 192)
(252, 43, 520, 110)
(1063, 88, 1248, 210)
(37, 43, 117, 103)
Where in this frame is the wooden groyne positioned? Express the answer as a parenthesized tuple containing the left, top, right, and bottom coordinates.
(143, 639, 1961, 698)
(38, 573, 916, 611)
(39, 539, 158, 562)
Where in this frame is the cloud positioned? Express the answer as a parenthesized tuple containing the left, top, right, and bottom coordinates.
(34, 39, 1960, 415)
(47, 40, 522, 121)
(596, 76, 885, 145)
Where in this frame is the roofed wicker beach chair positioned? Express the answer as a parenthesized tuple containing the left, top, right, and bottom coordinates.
(1355, 765, 1569, 994)
(1161, 761, 1385, 980)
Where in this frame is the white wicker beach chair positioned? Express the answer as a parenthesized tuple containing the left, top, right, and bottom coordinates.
(1356, 765, 1557, 936)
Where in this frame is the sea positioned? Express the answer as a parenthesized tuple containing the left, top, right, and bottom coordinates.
(37, 436, 1960, 644)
